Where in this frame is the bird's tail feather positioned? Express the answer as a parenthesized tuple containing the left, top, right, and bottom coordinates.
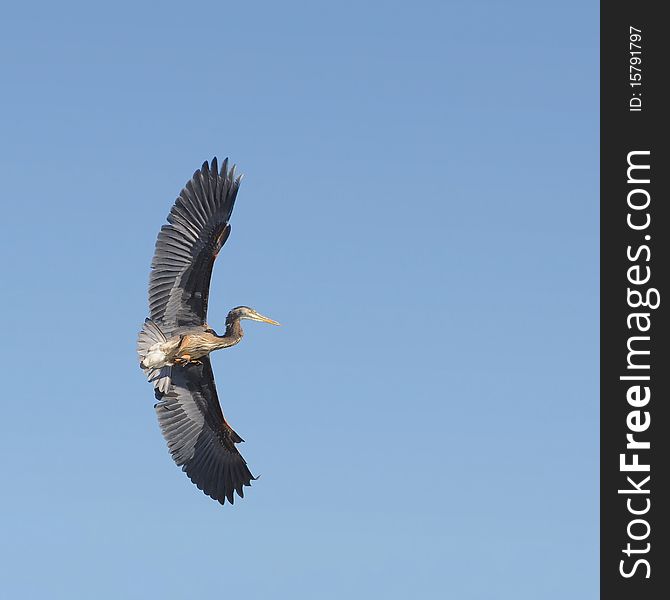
(137, 318, 172, 394)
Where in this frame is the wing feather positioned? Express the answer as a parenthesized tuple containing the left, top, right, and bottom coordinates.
(154, 358, 255, 505)
(148, 158, 241, 337)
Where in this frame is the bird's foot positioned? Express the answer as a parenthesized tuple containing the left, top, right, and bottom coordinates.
(175, 355, 202, 366)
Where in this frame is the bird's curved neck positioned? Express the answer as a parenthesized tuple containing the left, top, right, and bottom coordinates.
(218, 314, 244, 347)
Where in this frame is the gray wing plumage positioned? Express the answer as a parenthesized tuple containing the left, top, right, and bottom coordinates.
(154, 357, 255, 505)
(149, 157, 241, 337)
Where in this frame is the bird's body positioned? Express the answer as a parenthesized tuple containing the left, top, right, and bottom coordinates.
(141, 311, 271, 368)
(137, 158, 279, 506)
(141, 328, 231, 369)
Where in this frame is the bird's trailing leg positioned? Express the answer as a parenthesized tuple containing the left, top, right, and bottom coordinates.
(175, 354, 202, 366)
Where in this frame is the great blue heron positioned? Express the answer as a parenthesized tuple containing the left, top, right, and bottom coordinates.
(137, 158, 279, 505)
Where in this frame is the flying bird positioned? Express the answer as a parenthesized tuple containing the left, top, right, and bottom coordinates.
(137, 157, 279, 505)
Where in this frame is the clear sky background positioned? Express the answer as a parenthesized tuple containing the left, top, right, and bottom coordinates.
(0, 2, 598, 598)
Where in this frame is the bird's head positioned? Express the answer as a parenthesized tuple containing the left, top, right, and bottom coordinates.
(227, 306, 281, 326)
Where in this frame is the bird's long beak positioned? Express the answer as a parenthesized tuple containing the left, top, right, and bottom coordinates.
(253, 311, 281, 326)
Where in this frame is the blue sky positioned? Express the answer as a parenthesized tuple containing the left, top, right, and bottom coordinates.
(0, 1, 598, 598)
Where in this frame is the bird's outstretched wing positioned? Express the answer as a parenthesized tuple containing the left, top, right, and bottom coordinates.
(154, 357, 256, 505)
(149, 158, 241, 337)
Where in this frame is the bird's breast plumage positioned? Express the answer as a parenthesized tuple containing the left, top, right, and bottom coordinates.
(176, 331, 224, 360)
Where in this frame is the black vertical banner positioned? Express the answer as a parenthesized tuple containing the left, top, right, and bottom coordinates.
(601, 3, 669, 599)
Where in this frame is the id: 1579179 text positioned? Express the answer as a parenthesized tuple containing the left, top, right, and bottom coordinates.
(629, 26, 642, 112)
